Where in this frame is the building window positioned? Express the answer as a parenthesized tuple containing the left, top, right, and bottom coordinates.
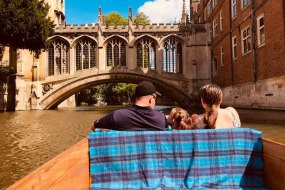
(163, 37, 183, 74)
(232, 0, 237, 18)
(220, 11, 223, 31)
(212, 57, 217, 77)
(106, 37, 126, 67)
(257, 14, 265, 46)
(213, 19, 218, 37)
(212, 0, 218, 8)
(242, 27, 251, 54)
(242, 0, 250, 8)
(207, 1, 212, 17)
(75, 39, 96, 71)
(221, 47, 224, 67)
(48, 39, 69, 76)
(232, 36, 237, 60)
(204, 7, 207, 21)
(136, 37, 156, 70)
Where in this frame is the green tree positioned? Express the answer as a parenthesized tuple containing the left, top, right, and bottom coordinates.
(104, 12, 128, 25)
(133, 12, 150, 25)
(0, 0, 54, 57)
(0, 0, 55, 111)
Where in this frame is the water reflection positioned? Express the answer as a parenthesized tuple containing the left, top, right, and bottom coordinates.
(0, 107, 284, 189)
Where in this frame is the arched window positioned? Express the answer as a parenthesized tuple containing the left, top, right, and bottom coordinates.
(136, 37, 156, 69)
(48, 39, 69, 76)
(163, 38, 183, 74)
(106, 37, 126, 67)
(75, 39, 96, 70)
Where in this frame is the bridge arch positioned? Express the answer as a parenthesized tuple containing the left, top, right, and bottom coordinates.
(39, 72, 192, 109)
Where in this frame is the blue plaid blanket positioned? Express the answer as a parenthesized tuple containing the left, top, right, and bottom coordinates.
(89, 128, 265, 189)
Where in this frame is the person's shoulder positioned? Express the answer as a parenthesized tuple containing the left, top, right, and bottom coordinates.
(114, 108, 132, 115)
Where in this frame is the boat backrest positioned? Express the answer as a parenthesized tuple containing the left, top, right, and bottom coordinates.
(88, 128, 266, 189)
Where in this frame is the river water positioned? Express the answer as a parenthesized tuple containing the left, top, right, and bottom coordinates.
(0, 106, 284, 189)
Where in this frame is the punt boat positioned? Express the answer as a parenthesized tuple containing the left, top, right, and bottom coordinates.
(6, 137, 285, 190)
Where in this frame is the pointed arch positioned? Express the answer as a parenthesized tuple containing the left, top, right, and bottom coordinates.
(105, 36, 127, 67)
(72, 35, 98, 71)
(72, 35, 97, 47)
(47, 36, 70, 76)
(47, 35, 71, 47)
(162, 35, 184, 74)
(160, 34, 184, 46)
(134, 34, 159, 46)
(135, 35, 158, 70)
(103, 35, 128, 46)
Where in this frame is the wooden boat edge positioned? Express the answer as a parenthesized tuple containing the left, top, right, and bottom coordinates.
(6, 137, 285, 190)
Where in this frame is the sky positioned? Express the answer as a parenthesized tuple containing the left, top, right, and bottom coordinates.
(65, 0, 190, 24)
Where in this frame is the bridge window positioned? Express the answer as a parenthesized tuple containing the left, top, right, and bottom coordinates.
(163, 38, 183, 74)
(75, 39, 96, 70)
(136, 37, 156, 69)
(106, 37, 126, 67)
(48, 40, 69, 76)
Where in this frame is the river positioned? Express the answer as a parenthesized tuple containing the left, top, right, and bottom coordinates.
(0, 106, 284, 189)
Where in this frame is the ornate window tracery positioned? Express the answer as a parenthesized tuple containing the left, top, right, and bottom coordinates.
(75, 39, 96, 70)
(136, 37, 156, 69)
(163, 38, 183, 74)
(106, 37, 126, 67)
(48, 39, 69, 76)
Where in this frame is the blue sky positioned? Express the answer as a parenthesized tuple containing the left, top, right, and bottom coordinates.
(65, 0, 190, 24)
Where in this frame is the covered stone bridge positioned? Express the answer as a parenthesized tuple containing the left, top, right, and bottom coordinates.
(39, 71, 193, 110)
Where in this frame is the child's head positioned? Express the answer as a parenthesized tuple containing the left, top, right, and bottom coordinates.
(168, 108, 193, 130)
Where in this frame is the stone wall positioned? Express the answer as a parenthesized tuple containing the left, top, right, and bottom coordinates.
(222, 76, 285, 110)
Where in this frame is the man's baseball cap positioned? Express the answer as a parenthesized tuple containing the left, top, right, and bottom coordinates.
(135, 81, 161, 97)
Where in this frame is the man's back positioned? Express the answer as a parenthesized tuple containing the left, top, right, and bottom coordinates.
(92, 81, 167, 131)
(95, 105, 168, 131)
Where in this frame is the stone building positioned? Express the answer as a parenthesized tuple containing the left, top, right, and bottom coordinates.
(195, 0, 285, 109)
(0, 0, 212, 110)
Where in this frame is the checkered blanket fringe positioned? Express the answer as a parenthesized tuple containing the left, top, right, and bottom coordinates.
(89, 128, 266, 190)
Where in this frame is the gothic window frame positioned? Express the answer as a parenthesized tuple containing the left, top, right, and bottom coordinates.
(47, 39, 70, 76)
(106, 37, 126, 67)
(136, 37, 156, 70)
(75, 38, 97, 71)
(163, 37, 183, 74)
